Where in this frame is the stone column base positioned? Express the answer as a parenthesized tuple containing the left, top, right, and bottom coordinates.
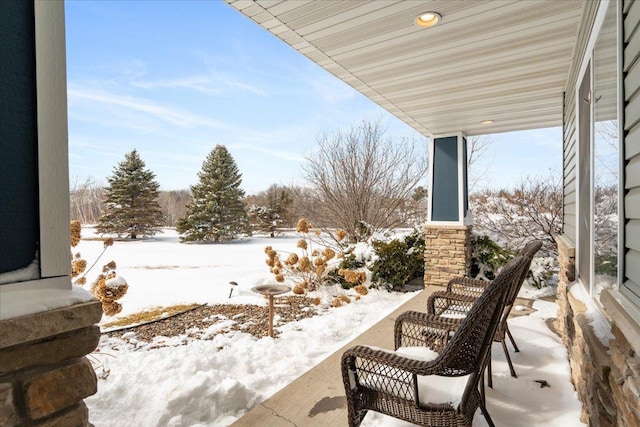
(0, 301, 102, 427)
(423, 224, 472, 287)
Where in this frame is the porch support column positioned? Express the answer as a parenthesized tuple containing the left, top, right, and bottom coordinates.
(0, 3, 101, 427)
(424, 133, 473, 287)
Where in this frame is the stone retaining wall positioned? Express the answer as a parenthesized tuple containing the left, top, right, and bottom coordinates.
(423, 224, 472, 287)
(0, 301, 102, 427)
(555, 235, 640, 426)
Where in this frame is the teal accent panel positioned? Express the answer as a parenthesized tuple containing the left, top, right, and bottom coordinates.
(0, 1, 40, 275)
(462, 136, 468, 216)
(432, 136, 459, 221)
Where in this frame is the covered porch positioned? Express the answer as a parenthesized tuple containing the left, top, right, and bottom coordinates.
(230, 287, 580, 426)
(2, 1, 639, 426)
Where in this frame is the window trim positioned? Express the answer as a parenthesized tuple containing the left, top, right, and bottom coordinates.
(575, 0, 622, 303)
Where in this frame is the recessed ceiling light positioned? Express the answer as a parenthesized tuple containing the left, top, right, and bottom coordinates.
(415, 12, 441, 28)
(481, 120, 494, 125)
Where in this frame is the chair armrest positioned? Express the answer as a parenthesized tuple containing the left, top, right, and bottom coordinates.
(446, 276, 490, 295)
(426, 290, 478, 316)
(394, 310, 463, 352)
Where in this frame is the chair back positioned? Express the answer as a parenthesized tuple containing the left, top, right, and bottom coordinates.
(503, 240, 544, 311)
(435, 254, 527, 376)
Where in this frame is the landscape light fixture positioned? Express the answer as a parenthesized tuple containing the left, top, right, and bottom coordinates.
(228, 281, 238, 298)
(415, 12, 441, 28)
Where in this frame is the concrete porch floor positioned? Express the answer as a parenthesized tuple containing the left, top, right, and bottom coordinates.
(231, 287, 437, 427)
(230, 287, 569, 427)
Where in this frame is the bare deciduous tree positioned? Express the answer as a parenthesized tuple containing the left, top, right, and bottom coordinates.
(70, 177, 104, 224)
(159, 190, 192, 227)
(467, 135, 494, 191)
(471, 171, 562, 256)
(302, 119, 428, 241)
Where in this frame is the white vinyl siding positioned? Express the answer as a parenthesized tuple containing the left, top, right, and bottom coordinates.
(562, 0, 600, 244)
(623, 0, 640, 305)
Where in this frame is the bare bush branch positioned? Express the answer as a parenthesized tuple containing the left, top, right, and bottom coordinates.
(471, 171, 562, 256)
(302, 119, 428, 241)
(70, 177, 105, 224)
(467, 135, 495, 192)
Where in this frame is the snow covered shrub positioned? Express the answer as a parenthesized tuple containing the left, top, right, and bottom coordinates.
(370, 228, 425, 290)
(469, 235, 514, 280)
(70, 221, 128, 316)
(470, 172, 562, 257)
(91, 270, 129, 316)
(470, 233, 556, 289)
(265, 219, 366, 301)
(526, 256, 556, 289)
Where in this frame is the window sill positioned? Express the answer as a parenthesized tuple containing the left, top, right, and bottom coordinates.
(600, 289, 640, 354)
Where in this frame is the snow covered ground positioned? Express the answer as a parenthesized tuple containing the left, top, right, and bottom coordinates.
(77, 228, 584, 426)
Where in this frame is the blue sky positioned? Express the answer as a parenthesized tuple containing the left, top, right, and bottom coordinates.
(65, 1, 561, 194)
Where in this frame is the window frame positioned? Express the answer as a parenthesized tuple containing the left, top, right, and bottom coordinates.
(575, 0, 624, 307)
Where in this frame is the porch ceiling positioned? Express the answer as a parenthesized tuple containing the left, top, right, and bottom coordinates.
(225, 0, 585, 137)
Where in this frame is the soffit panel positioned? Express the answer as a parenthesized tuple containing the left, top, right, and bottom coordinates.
(226, 0, 585, 137)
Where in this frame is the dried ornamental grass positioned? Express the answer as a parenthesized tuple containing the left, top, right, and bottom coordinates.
(91, 271, 129, 316)
(296, 218, 312, 233)
(70, 220, 82, 247)
(340, 295, 351, 304)
(264, 218, 356, 304)
(102, 301, 123, 317)
(70, 222, 126, 316)
(72, 259, 87, 278)
(331, 298, 342, 308)
(354, 284, 369, 296)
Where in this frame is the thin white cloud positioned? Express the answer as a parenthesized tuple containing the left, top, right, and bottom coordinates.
(228, 142, 305, 162)
(67, 86, 227, 129)
(129, 74, 267, 96)
(130, 76, 220, 94)
(218, 77, 267, 96)
(310, 75, 356, 103)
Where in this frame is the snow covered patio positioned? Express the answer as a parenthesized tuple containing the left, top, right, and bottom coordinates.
(231, 289, 584, 427)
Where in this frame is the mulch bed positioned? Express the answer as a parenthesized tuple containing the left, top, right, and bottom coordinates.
(103, 296, 318, 343)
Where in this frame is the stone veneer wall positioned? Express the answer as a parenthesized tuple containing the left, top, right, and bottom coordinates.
(423, 224, 472, 287)
(555, 236, 640, 426)
(0, 301, 102, 427)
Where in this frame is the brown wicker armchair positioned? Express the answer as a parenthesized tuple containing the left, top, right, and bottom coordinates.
(341, 255, 527, 427)
(427, 240, 543, 386)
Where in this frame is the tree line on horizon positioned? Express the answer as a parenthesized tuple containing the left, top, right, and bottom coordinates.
(70, 120, 431, 242)
(69, 119, 575, 247)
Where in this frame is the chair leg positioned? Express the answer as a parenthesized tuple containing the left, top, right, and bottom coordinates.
(501, 338, 518, 378)
(480, 369, 486, 405)
(487, 346, 493, 389)
(479, 401, 496, 427)
(506, 325, 520, 352)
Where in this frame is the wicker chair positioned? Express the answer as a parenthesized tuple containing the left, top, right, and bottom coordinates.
(426, 240, 543, 386)
(341, 255, 527, 427)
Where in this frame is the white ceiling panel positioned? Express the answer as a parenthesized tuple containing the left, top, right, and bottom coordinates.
(226, 0, 585, 137)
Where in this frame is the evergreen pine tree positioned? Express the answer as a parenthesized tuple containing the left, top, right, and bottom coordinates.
(177, 145, 251, 242)
(248, 184, 292, 236)
(96, 150, 164, 239)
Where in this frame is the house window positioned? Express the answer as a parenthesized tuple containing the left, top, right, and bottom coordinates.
(577, 0, 620, 306)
